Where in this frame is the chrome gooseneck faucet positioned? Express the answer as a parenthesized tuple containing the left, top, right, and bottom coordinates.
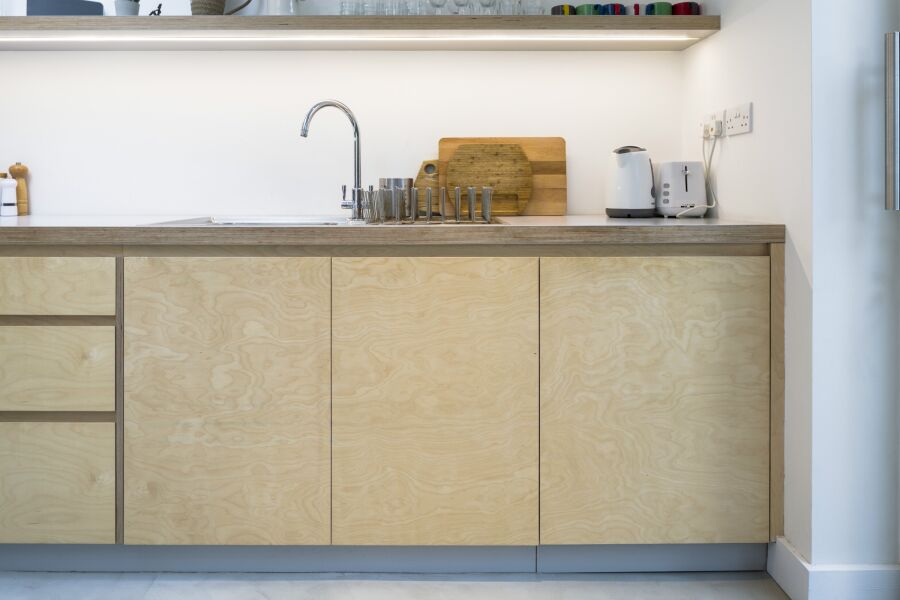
(300, 100, 362, 220)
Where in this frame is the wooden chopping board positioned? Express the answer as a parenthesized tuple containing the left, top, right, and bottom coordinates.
(442, 137, 567, 216)
(446, 144, 532, 217)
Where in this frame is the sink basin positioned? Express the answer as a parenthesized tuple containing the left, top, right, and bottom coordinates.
(149, 216, 347, 227)
(147, 216, 507, 227)
(210, 216, 346, 226)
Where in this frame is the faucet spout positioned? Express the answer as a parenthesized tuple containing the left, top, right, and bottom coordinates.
(300, 100, 361, 195)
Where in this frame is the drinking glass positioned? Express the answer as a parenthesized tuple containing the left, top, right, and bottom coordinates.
(363, 0, 386, 14)
(452, 0, 472, 15)
(477, 0, 496, 14)
(521, 0, 543, 14)
(498, 0, 519, 14)
(340, 0, 362, 15)
(429, 0, 447, 15)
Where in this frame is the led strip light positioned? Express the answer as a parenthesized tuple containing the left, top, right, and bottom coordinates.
(0, 30, 700, 48)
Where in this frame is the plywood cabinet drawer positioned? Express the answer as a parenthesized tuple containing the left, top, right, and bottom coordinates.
(0, 257, 116, 315)
(0, 422, 115, 544)
(0, 326, 115, 411)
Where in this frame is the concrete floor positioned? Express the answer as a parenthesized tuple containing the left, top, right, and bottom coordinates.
(0, 572, 789, 599)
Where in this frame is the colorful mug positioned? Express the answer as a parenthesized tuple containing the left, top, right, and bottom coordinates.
(645, 2, 672, 15)
(673, 1, 700, 14)
(602, 3, 626, 14)
(576, 4, 602, 14)
(551, 4, 577, 14)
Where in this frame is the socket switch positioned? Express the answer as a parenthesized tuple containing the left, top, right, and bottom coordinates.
(726, 103, 753, 136)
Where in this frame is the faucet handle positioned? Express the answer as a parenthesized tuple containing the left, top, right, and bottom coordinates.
(341, 184, 353, 210)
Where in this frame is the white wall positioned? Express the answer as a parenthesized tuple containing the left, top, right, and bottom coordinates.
(810, 0, 900, 566)
(681, 0, 814, 562)
(0, 50, 682, 216)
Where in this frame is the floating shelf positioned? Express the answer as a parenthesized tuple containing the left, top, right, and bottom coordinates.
(0, 15, 719, 50)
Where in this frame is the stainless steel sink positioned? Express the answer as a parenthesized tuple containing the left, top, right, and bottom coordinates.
(147, 216, 507, 227)
(149, 216, 347, 227)
(210, 216, 346, 226)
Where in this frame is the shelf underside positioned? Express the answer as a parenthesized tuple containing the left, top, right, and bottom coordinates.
(0, 16, 720, 50)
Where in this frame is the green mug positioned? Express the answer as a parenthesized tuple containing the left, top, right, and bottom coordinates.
(645, 2, 673, 15)
(576, 4, 602, 14)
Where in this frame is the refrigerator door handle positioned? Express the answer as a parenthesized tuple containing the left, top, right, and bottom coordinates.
(887, 32, 900, 211)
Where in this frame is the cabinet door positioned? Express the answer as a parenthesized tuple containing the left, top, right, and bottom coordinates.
(332, 257, 539, 545)
(0, 422, 115, 544)
(540, 257, 770, 544)
(124, 257, 331, 545)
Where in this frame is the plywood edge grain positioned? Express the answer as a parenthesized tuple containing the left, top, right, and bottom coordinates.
(0, 15, 720, 33)
(0, 411, 115, 422)
(769, 243, 785, 540)
(115, 257, 124, 545)
(0, 315, 115, 326)
(0, 224, 786, 247)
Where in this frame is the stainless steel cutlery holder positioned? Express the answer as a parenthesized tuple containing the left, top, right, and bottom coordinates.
(359, 184, 494, 225)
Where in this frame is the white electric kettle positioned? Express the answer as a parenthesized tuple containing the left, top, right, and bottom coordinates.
(606, 146, 656, 218)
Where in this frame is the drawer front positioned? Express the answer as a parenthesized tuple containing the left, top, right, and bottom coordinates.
(0, 422, 115, 544)
(0, 326, 115, 412)
(0, 257, 116, 315)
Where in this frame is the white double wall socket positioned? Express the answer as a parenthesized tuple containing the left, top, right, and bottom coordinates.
(726, 102, 753, 136)
(702, 103, 753, 139)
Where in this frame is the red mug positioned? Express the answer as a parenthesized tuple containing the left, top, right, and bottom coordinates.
(673, 2, 700, 15)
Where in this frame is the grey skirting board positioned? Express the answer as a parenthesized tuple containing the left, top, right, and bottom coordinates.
(0, 544, 767, 573)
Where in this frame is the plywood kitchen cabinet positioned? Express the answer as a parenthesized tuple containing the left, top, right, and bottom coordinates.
(0, 422, 115, 544)
(332, 257, 539, 546)
(0, 257, 115, 315)
(123, 257, 331, 545)
(0, 326, 115, 411)
(540, 257, 771, 545)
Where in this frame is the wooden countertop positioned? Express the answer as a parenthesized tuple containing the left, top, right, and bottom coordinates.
(0, 215, 785, 246)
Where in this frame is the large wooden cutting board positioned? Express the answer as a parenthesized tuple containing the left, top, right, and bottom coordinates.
(446, 144, 532, 217)
(441, 137, 566, 216)
(414, 137, 567, 217)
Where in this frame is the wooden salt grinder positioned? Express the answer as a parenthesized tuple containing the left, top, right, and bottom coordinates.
(8, 162, 28, 215)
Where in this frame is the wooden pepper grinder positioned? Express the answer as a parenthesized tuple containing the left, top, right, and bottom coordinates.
(8, 163, 28, 216)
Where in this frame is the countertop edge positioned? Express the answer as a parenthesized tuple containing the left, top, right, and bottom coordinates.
(0, 224, 787, 246)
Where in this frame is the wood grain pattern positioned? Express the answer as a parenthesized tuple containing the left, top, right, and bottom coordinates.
(769, 243, 785, 540)
(445, 144, 533, 217)
(0, 224, 787, 247)
(118, 243, 771, 259)
(0, 15, 720, 32)
(0, 422, 115, 543)
(439, 137, 567, 216)
(540, 257, 771, 544)
(332, 257, 539, 545)
(0, 16, 718, 50)
(124, 257, 331, 545)
(0, 257, 115, 315)
(115, 256, 124, 545)
(0, 326, 114, 411)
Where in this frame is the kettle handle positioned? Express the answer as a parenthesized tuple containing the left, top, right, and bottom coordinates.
(225, 0, 253, 14)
